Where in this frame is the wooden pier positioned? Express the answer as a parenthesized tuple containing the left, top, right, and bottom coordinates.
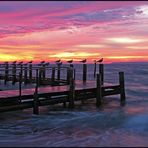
(0, 62, 126, 114)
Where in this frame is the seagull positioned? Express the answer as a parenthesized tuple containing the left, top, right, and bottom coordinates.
(18, 61, 23, 65)
(80, 59, 86, 63)
(94, 60, 97, 63)
(28, 61, 33, 64)
(12, 61, 17, 64)
(45, 62, 50, 66)
(57, 62, 62, 66)
(40, 61, 45, 64)
(67, 60, 73, 63)
(55, 59, 61, 63)
(97, 58, 103, 63)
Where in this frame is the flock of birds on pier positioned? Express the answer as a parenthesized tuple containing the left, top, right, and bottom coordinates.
(2, 58, 103, 66)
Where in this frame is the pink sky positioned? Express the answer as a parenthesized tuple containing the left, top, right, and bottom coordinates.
(0, 1, 148, 63)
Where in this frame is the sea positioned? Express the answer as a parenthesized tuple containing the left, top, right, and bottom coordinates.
(0, 62, 148, 147)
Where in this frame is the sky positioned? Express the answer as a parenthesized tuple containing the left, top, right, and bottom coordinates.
(0, 1, 148, 63)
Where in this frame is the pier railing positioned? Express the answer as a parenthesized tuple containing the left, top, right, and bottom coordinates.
(0, 63, 75, 86)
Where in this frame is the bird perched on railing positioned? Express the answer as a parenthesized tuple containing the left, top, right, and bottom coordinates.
(4, 61, 8, 64)
(18, 61, 23, 65)
(12, 61, 17, 64)
(40, 61, 45, 64)
(97, 58, 103, 63)
(2, 62, 8, 67)
(57, 62, 62, 66)
(44, 62, 50, 66)
(38, 61, 45, 66)
(67, 60, 73, 63)
(55, 59, 61, 63)
(80, 59, 87, 63)
(28, 61, 33, 64)
(94, 60, 97, 63)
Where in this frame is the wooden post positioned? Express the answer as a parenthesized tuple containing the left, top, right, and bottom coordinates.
(12, 63, 16, 85)
(19, 72, 22, 102)
(119, 72, 126, 106)
(51, 67, 55, 85)
(70, 64, 73, 68)
(99, 64, 104, 85)
(42, 64, 46, 80)
(67, 64, 74, 84)
(69, 68, 75, 108)
(74, 69, 76, 81)
(39, 68, 42, 85)
(94, 62, 96, 78)
(4, 62, 9, 85)
(63, 102, 67, 108)
(33, 69, 39, 115)
(24, 66, 28, 84)
(96, 73, 102, 107)
(20, 64, 23, 77)
(57, 64, 60, 81)
(29, 63, 32, 82)
(83, 63, 87, 82)
(67, 68, 70, 84)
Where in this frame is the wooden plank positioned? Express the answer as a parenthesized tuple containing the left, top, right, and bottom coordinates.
(102, 85, 120, 90)
(102, 89, 120, 96)
(0, 102, 33, 112)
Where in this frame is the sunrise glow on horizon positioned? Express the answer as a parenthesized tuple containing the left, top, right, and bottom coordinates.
(0, 1, 148, 63)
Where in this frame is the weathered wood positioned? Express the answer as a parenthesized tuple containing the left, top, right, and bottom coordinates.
(83, 63, 87, 82)
(4, 63, 9, 85)
(52, 67, 55, 85)
(0, 62, 127, 114)
(119, 72, 126, 106)
(20, 64, 23, 76)
(39, 67, 42, 85)
(74, 69, 76, 80)
(42, 64, 46, 80)
(33, 69, 39, 114)
(0, 79, 126, 114)
(67, 68, 70, 84)
(12, 63, 16, 85)
(57, 64, 61, 81)
(24, 66, 28, 84)
(19, 72, 22, 102)
(96, 74, 102, 107)
(70, 64, 73, 68)
(63, 102, 67, 108)
(67, 67, 74, 84)
(67, 64, 74, 84)
(29, 63, 32, 82)
(94, 62, 96, 78)
(69, 68, 75, 108)
(99, 64, 104, 85)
